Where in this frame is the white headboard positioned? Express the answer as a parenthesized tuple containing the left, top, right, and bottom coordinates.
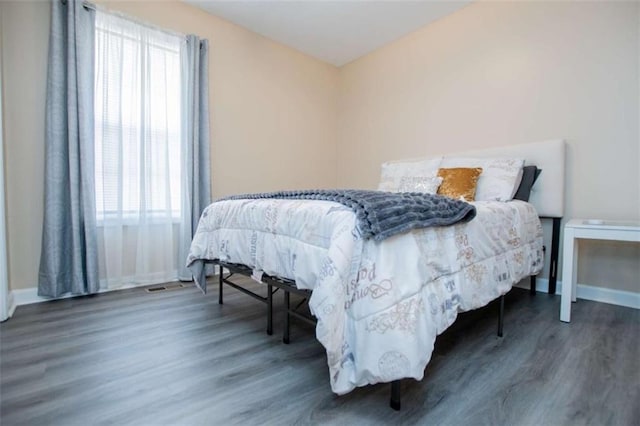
(440, 139, 566, 218)
(384, 139, 566, 217)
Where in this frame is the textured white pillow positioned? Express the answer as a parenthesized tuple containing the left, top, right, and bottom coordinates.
(440, 157, 524, 201)
(378, 157, 443, 192)
(397, 176, 443, 193)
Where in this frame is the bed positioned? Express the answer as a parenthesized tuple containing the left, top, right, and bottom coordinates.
(186, 139, 565, 410)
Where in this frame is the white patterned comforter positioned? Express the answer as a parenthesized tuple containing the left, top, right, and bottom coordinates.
(187, 198, 543, 394)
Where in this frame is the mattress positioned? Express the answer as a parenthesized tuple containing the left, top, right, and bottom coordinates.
(187, 198, 544, 394)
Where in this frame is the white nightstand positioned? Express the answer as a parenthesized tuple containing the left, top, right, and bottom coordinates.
(560, 219, 640, 322)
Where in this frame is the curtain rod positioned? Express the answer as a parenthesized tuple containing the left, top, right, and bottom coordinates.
(59, 0, 96, 11)
(61, 0, 201, 43)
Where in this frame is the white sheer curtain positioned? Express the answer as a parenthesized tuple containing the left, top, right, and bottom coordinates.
(94, 11, 187, 288)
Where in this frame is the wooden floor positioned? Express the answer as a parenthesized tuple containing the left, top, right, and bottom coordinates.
(1, 277, 638, 426)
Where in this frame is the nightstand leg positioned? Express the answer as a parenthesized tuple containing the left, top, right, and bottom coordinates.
(560, 229, 576, 322)
(571, 243, 578, 302)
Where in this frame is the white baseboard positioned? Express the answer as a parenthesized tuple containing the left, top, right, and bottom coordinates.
(8, 266, 221, 309)
(11, 270, 638, 311)
(516, 277, 640, 309)
(6, 290, 16, 319)
(559, 281, 640, 310)
(11, 281, 184, 307)
(12, 286, 111, 307)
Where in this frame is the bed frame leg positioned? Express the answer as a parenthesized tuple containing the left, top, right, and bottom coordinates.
(548, 217, 561, 295)
(267, 284, 273, 335)
(497, 295, 505, 337)
(530, 275, 537, 295)
(283, 290, 290, 344)
(218, 267, 223, 305)
(390, 380, 401, 411)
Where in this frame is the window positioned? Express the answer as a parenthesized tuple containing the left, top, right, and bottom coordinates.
(94, 12, 184, 222)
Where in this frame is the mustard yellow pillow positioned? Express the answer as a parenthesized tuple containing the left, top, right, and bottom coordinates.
(437, 167, 483, 201)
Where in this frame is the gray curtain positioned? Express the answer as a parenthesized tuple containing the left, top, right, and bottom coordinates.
(38, 0, 99, 297)
(178, 35, 212, 281)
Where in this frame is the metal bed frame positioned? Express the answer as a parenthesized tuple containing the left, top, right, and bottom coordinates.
(195, 139, 566, 411)
(208, 256, 548, 411)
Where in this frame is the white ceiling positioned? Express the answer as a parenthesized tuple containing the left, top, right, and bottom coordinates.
(184, 1, 473, 67)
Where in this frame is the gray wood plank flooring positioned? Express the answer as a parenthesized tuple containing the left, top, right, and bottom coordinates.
(1, 277, 638, 425)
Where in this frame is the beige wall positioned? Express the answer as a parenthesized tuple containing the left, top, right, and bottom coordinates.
(1, 2, 49, 293)
(0, 0, 339, 291)
(1, 1, 638, 295)
(338, 1, 639, 292)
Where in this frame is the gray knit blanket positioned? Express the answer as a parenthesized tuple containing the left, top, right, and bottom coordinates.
(222, 189, 476, 241)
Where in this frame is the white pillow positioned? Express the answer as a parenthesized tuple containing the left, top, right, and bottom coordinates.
(378, 157, 442, 192)
(440, 157, 524, 201)
(397, 176, 443, 193)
